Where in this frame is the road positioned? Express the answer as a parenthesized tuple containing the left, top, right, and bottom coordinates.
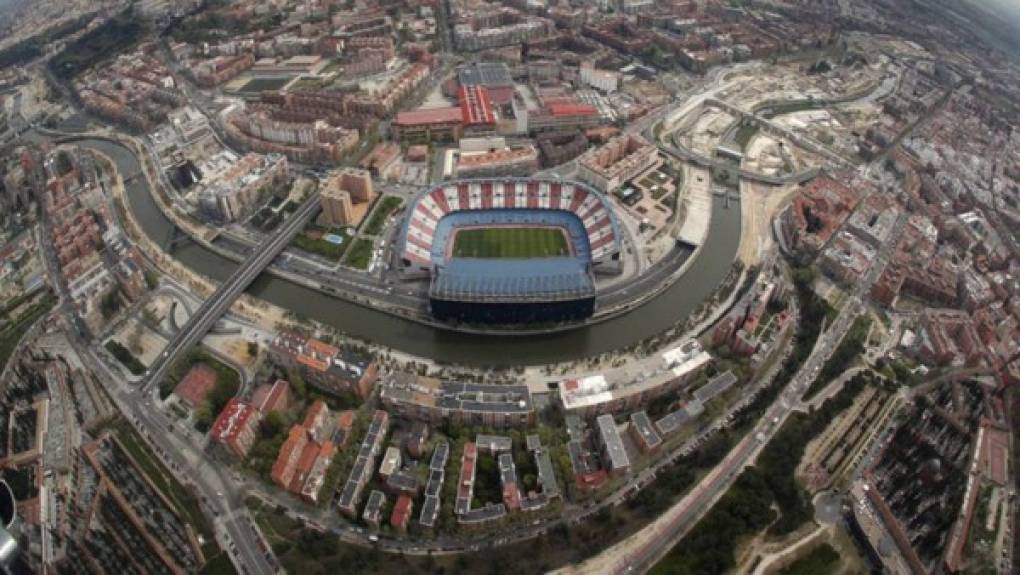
(601, 293, 865, 574)
(658, 138, 820, 186)
(33, 172, 275, 573)
(140, 193, 320, 394)
(570, 202, 906, 574)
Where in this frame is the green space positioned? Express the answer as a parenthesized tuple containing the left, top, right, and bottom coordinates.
(777, 543, 841, 575)
(962, 483, 1004, 573)
(471, 453, 503, 508)
(168, 8, 282, 44)
(245, 365, 361, 488)
(343, 238, 375, 270)
(107, 419, 232, 570)
(651, 467, 777, 575)
(99, 288, 123, 319)
(320, 59, 344, 75)
(49, 9, 144, 79)
(233, 260, 845, 574)
(733, 123, 760, 151)
(452, 227, 570, 259)
(0, 12, 95, 68)
(250, 391, 781, 575)
(316, 411, 370, 505)
(235, 76, 293, 94)
(159, 350, 241, 431)
(652, 372, 875, 574)
(251, 207, 283, 232)
(105, 340, 147, 376)
(291, 226, 352, 261)
(760, 100, 824, 119)
(0, 292, 56, 374)
(290, 77, 329, 91)
(361, 196, 404, 237)
(804, 314, 872, 399)
(246, 410, 291, 483)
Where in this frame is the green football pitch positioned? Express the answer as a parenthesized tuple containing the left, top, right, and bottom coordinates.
(452, 227, 571, 258)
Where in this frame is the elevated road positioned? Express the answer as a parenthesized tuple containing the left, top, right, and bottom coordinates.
(141, 193, 321, 393)
(657, 139, 821, 186)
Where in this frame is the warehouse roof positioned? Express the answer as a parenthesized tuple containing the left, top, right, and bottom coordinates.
(457, 62, 513, 88)
(394, 107, 463, 126)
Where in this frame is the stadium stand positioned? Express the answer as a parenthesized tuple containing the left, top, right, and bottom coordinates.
(397, 178, 623, 324)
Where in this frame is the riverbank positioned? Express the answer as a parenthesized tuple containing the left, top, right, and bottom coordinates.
(46, 130, 743, 366)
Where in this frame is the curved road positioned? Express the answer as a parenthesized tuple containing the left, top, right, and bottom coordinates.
(51, 132, 744, 365)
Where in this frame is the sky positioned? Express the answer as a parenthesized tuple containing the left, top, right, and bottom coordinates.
(973, 0, 1020, 26)
(962, 0, 1020, 54)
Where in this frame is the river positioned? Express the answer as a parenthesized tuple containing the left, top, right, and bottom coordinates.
(73, 136, 741, 366)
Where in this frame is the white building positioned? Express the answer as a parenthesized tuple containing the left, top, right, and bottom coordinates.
(580, 62, 620, 93)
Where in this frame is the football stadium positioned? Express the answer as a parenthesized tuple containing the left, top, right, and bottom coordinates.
(398, 178, 623, 324)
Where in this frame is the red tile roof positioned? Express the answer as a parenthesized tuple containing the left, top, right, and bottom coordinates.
(394, 107, 463, 126)
(289, 440, 323, 492)
(302, 399, 329, 430)
(458, 85, 495, 126)
(255, 379, 290, 414)
(174, 364, 218, 406)
(271, 425, 309, 486)
(210, 399, 258, 445)
(546, 102, 598, 117)
(390, 493, 414, 529)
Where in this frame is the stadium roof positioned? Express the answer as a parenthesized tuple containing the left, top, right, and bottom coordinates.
(430, 258, 595, 303)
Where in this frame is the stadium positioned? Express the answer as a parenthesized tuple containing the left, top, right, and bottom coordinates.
(398, 178, 624, 324)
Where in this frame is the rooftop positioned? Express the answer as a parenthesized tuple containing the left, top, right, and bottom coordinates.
(630, 410, 662, 449)
(457, 62, 513, 88)
(381, 373, 534, 415)
(596, 414, 630, 471)
(693, 371, 738, 403)
(395, 107, 464, 126)
(210, 399, 259, 444)
(173, 364, 217, 406)
(559, 340, 711, 411)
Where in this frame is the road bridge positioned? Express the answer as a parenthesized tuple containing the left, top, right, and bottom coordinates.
(141, 193, 321, 393)
(657, 140, 821, 186)
(704, 97, 857, 169)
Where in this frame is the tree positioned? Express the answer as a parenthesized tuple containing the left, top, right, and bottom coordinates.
(287, 368, 307, 398)
(260, 411, 286, 439)
(523, 473, 537, 491)
(195, 402, 212, 429)
(99, 288, 122, 319)
(247, 340, 259, 358)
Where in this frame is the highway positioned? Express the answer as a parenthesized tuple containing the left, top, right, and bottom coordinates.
(33, 175, 276, 574)
(140, 193, 321, 394)
(657, 138, 821, 186)
(607, 289, 866, 574)
(593, 194, 909, 574)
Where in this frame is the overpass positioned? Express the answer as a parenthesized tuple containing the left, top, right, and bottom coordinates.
(657, 139, 820, 186)
(141, 193, 322, 393)
(704, 97, 857, 169)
